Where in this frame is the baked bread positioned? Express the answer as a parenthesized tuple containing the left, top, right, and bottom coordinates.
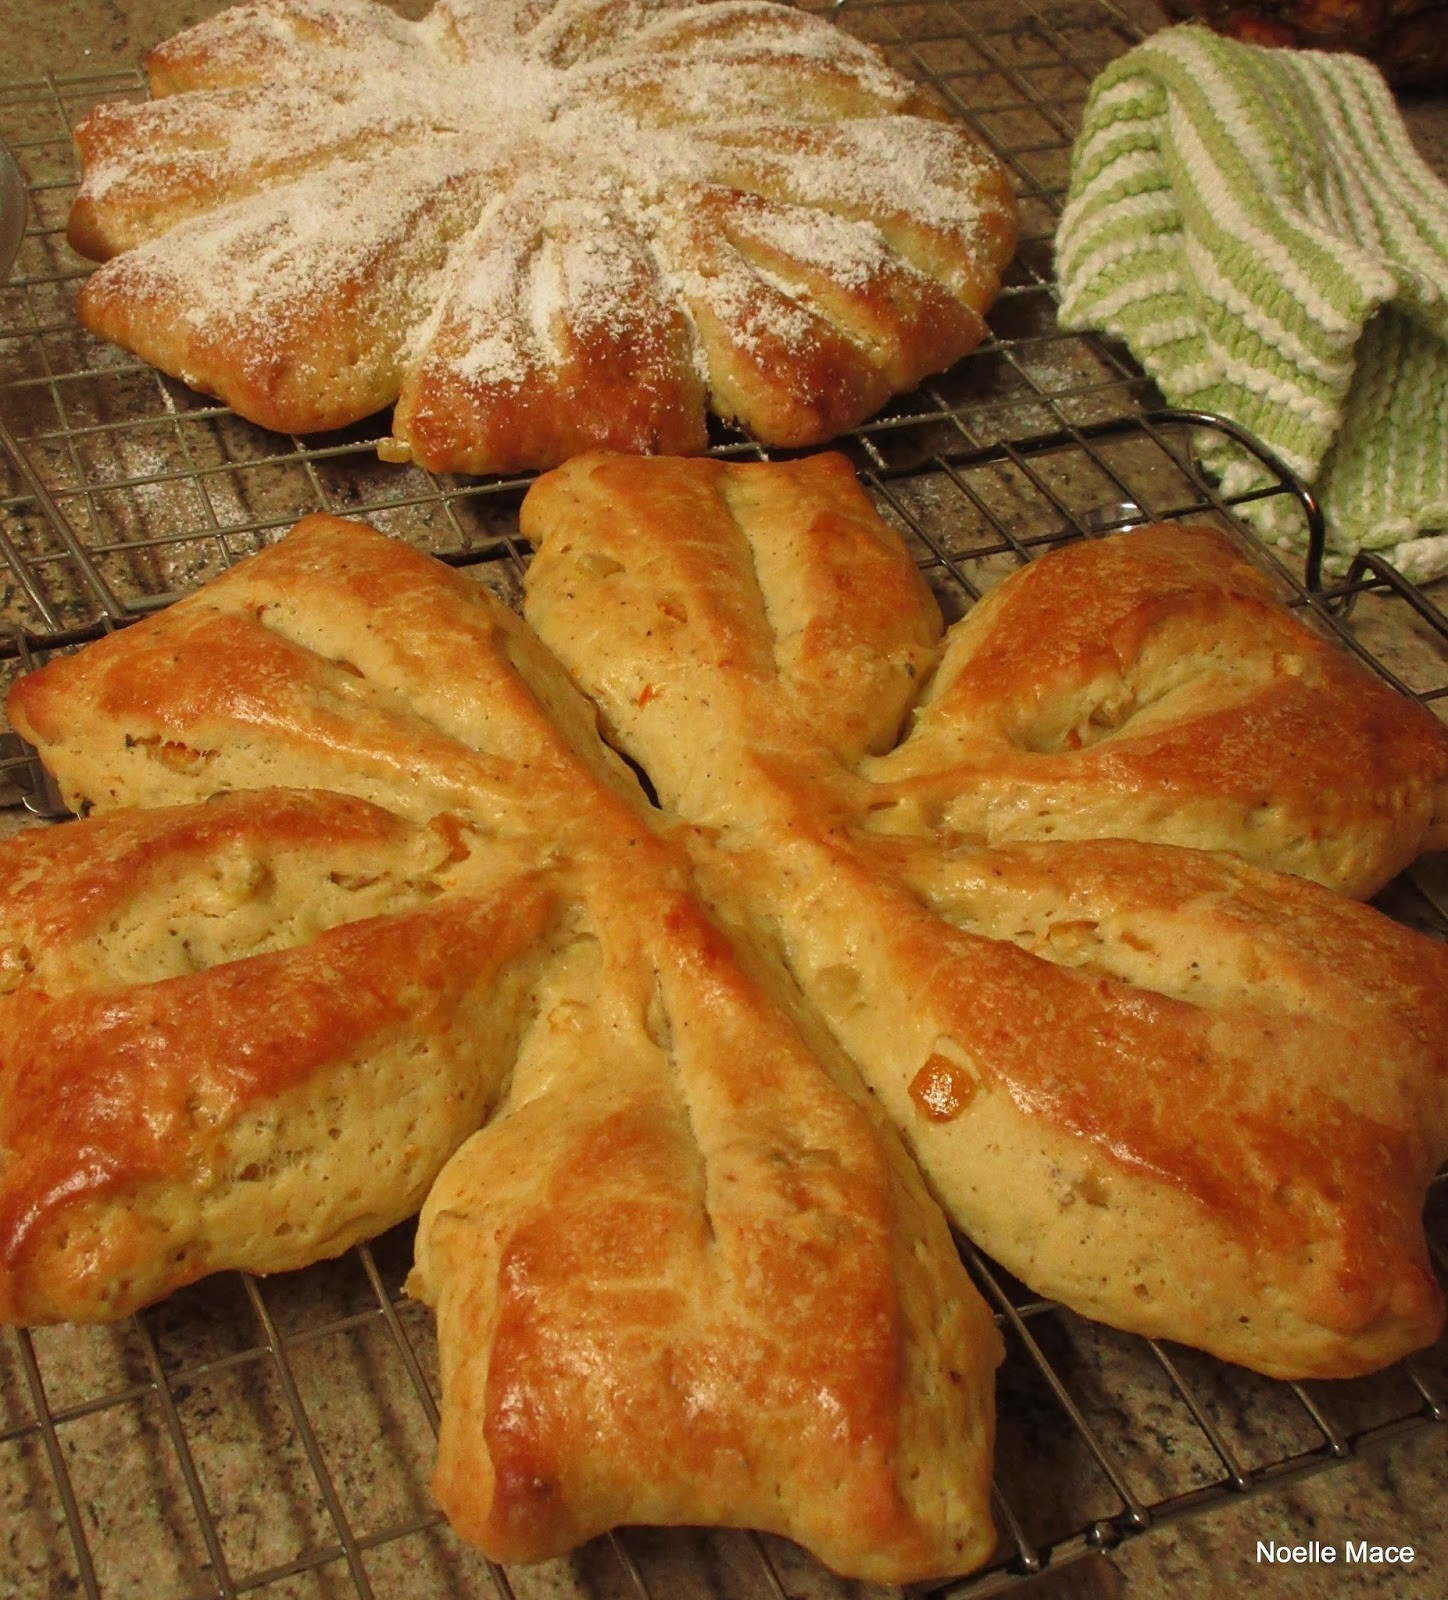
(4, 515, 647, 834)
(520, 450, 1448, 1377)
(3, 512, 1001, 1584)
(0, 789, 562, 1323)
(522, 453, 1448, 897)
(412, 856, 1001, 1580)
(869, 525, 1448, 898)
(66, 0, 1018, 472)
(7, 457, 1448, 1559)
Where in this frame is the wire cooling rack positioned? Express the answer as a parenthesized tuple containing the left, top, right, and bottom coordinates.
(1, 1, 1446, 1597)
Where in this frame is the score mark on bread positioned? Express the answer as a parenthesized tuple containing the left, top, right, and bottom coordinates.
(3, 505, 1001, 1584)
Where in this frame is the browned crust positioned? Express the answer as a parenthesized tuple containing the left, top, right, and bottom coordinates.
(0, 789, 561, 1322)
(418, 881, 1000, 1580)
(520, 451, 1448, 1377)
(874, 524, 1448, 895)
(1, 504, 1001, 1581)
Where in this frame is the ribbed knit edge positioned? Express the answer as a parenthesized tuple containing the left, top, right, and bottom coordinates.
(1055, 25, 1448, 576)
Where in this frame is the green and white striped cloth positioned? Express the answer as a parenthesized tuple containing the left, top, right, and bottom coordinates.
(1055, 25, 1448, 580)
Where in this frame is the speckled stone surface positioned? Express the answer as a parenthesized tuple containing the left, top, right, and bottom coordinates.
(0, 2, 1444, 1598)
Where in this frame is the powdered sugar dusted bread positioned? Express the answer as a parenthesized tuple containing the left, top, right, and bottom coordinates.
(67, 0, 1017, 472)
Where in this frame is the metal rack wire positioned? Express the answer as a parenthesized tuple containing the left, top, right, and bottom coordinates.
(0, 1, 1445, 1597)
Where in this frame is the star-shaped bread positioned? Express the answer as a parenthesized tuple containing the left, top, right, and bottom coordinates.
(5, 452, 1448, 1580)
(66, 0, 1017, 473)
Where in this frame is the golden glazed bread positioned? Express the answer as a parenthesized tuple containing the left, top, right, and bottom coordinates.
(6, 464, 1448, 1580)
(519, 450, 1448, 1377)
(65, 0, 1018, 473)
(0, 789, 562, 1323)
(2, 513, 1001, 1585)
(521, 453, 1448, 896)
(413, 864, 1000, 1578)
(866, 527, 1448, 897)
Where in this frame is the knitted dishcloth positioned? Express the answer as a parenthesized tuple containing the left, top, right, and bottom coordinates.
(1055, 25, 1448, 581)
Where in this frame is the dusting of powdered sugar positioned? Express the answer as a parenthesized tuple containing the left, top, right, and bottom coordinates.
(78, 0, 1012, 441)
(439, 182, 680, 388)
(734, 201, 900, 293)
(701, 116, 1004, 246)
(105, 134, 490, 363)
(440, 199, 537, 388)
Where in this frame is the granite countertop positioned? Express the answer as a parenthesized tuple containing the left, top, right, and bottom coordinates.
(0, 2, 1444, 1598)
